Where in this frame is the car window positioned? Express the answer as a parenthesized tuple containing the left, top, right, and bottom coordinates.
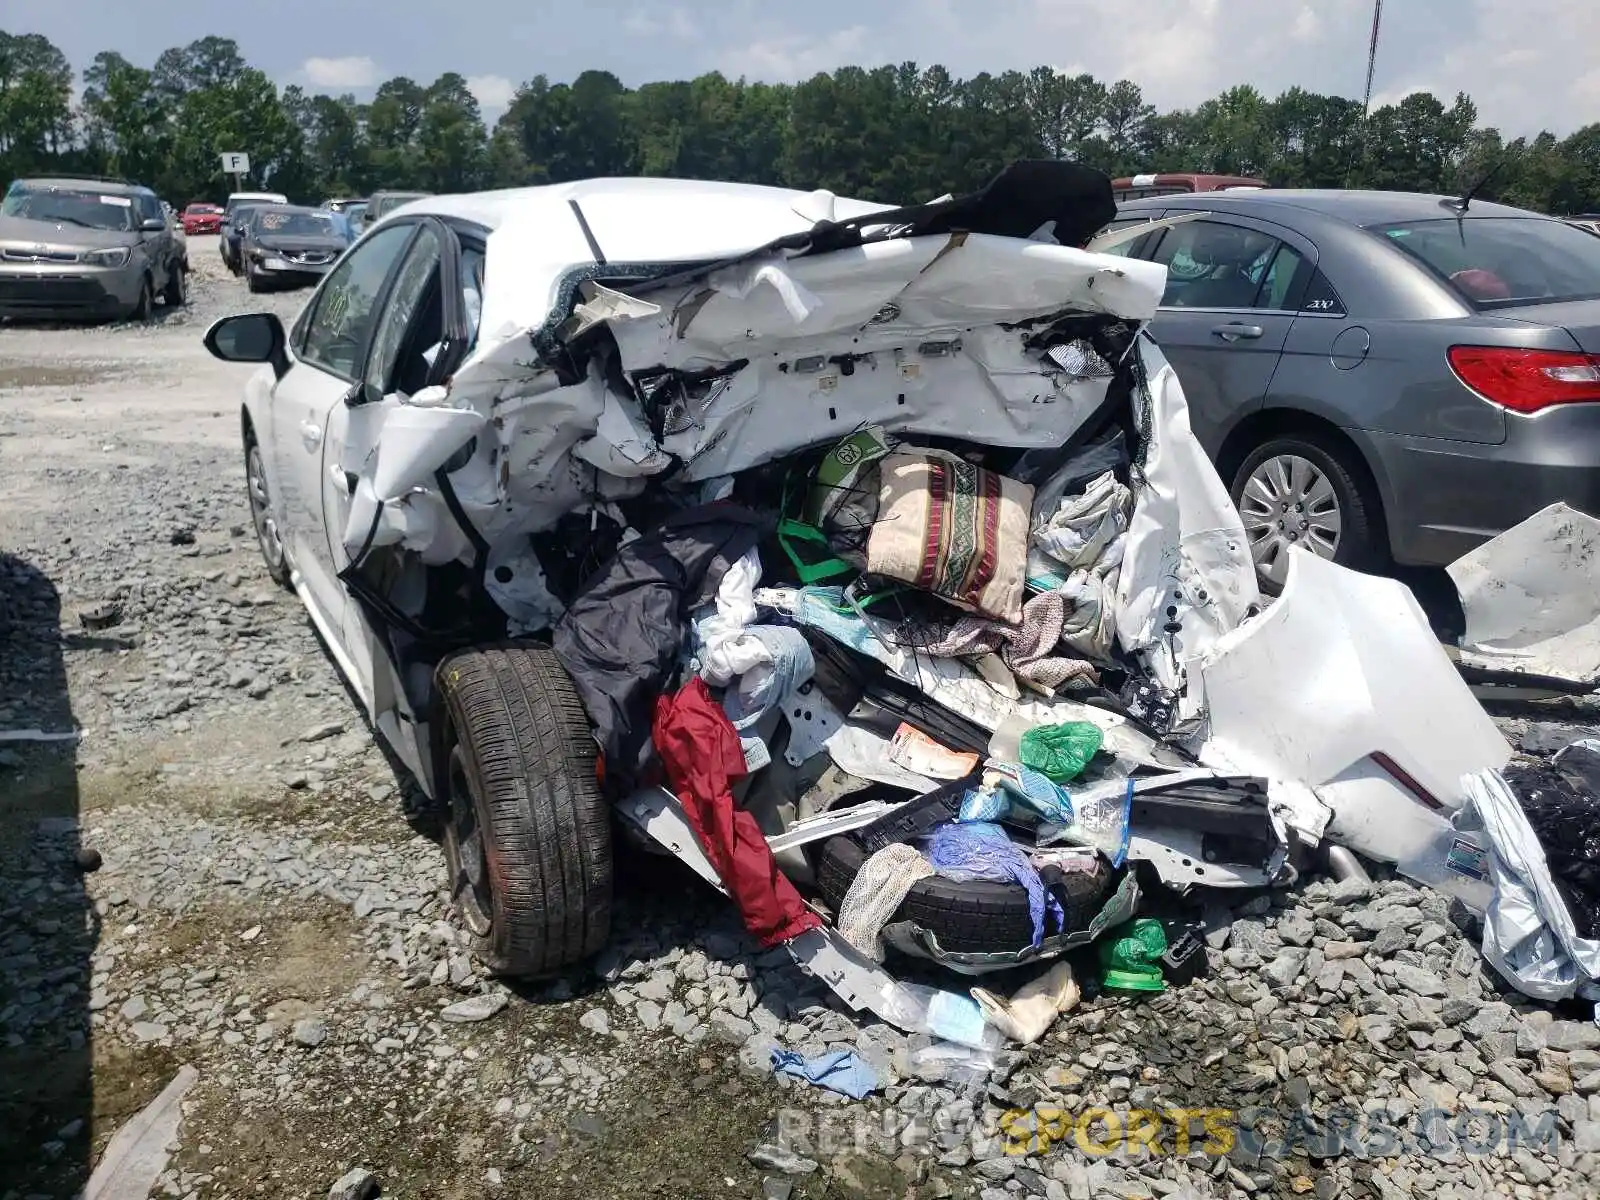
(1, 185, 137, 232)
(366, 225, 444, 394)
(462, 244, 484, 349)
(1151, 220, 1300, 310)
(1095, 217, 1157, 258)
(299, 224, 416, 381)
(1299, 268, 1346, 316)
(1373, 217, 1600, 309)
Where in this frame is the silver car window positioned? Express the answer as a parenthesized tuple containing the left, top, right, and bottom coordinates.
(366, 226, 443, 393)
(299, 224, 415, 381)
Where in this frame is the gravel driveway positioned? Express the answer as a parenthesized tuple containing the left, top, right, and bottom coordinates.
(4, 238, 1600, 1200)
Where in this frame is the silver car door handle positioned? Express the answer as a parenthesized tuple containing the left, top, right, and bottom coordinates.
(1212, 322, 1265, 341)
(300, 420, 322, 449)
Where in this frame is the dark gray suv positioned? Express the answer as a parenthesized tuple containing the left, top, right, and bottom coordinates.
(1109, 191, 1600, 588)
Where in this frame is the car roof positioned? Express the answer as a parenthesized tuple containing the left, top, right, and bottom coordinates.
(12, 176, 150, 196)
(392, 176, 891, 243)
(1119, 188, 1544, 226)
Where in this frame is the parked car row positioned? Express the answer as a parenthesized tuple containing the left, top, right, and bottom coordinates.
(0, 174, 188, 322)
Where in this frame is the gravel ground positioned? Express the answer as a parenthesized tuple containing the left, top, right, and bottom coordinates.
(6, 239, 1600, 1200)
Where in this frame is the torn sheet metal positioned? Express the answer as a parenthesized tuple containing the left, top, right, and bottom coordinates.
(1195, 549, 1509, 865)
(1115, 350, 1261, 696)
(443, 231, 1169, 550)
(1447, 502, 1600, 689)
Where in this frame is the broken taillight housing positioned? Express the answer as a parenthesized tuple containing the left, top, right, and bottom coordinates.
(1448, 345, 1600, 414)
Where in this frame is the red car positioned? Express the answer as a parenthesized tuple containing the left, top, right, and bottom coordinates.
(181, 203, 225, 235)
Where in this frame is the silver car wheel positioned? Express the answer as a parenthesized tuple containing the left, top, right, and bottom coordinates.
(246, 444, 285, 570)
(1238, 453, 1342, 587)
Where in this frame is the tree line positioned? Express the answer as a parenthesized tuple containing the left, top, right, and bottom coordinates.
(3, 30, 1599, 215)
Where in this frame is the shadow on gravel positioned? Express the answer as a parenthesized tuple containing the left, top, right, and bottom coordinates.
(0, 551, 97, 1193)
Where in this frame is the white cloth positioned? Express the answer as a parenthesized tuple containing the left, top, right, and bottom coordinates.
(837, 843, 936, 962)
(1035, 470, 1130, 570)
(694, 549, 769, 686)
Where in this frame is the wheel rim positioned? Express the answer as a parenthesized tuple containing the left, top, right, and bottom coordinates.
(1238, 453, 1343, 587)
(246, 444, 285, 569)
(444, 744, 494, 938)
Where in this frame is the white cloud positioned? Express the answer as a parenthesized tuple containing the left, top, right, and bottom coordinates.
(466, 73, 517, 113)
(622, 7, 699, 39)
(300, 55, 381, 90)
(717, 26, 873, 82)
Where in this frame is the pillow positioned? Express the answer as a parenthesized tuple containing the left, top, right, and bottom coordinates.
(867, 451, 1033, 624)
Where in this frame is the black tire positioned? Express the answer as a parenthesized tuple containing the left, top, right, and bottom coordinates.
(126, 277, 153, 323)
(817, 834, 1114, 954)
(436, 645, 613, 977)
(244, 259, 264, 293)
(243, 432, 291, 589)
(1230, 431, 1384, 594)
(162, 262, 187, 308)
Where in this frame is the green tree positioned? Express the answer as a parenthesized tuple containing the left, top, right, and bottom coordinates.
(0, 31, 75, 176)
(416, 72, 487, 191)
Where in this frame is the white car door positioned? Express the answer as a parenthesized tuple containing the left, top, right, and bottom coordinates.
(319, 219, 480, 739)
(268, 222, 415, 653)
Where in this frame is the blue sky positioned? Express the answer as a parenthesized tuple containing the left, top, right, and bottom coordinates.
(11, 0, 1597, 135)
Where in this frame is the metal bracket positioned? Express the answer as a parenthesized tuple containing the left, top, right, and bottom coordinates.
(782, 680, 847, 766)
(613, 787, 726, 893)
(784, 927, 899, 1019)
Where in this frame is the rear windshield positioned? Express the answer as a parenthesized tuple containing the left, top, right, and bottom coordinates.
(1373, 217, 1600, 308)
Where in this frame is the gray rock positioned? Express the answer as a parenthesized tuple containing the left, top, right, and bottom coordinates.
(579, 1008, 611, 1036)
(1370, 924, 1412, 957)
(130, 1022, 168, 1043)
(1277, 917, 1316, 947)
(761, 1179, 794, 1200)
(328, 1168, 378, 1200)
(636, 1000, 663, 1031)
(636, 969, 674, 1002)
(300, 721, 346, 743)
(709, 1011, 756, 1044)
(1550, 1022, 1600, 1052)
(747, 1144, 818, 1175)
(292, 1017, 329, 1048)
(1264, 950, 1307, 989)
(119, 995, 149, 1022)
(441, 993, 508, 1023)
(1390, 964, 1448, 997)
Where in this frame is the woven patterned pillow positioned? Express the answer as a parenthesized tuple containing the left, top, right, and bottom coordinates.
(867, 451, 1033, 624)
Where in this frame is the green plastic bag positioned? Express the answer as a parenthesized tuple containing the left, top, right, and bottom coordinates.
(1019, 721, 1103, 783)
(1098, 918, 1168, 993)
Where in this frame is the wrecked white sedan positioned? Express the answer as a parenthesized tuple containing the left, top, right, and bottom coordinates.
(204, 162, 1507, 1027)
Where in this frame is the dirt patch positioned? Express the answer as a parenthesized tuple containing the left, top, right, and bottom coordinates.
(0, 364, 115, 390)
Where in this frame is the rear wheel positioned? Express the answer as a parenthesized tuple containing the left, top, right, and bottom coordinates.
(244, 435, 290, 589)
(1231, 433, 1381, 593)
(437, 645, 613, 977)
(244, 259, 264, 293)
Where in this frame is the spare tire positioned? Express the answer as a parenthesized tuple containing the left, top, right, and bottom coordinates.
(816, 833, 1114, 954)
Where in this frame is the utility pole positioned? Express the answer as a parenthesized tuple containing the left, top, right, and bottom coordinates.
(1362, 0, 1384, 118)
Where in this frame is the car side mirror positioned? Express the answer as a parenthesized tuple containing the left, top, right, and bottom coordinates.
(204, 313, 290, 380)
(141, 217, 166, 232)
